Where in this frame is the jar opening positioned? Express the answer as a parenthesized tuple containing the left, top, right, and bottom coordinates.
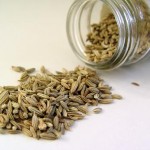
(66, 0, 140, 70)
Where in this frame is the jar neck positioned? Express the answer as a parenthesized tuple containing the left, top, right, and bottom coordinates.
(67, 0, 140, 70)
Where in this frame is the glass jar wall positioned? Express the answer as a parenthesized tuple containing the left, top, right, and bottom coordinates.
(66, 0, 150, 70)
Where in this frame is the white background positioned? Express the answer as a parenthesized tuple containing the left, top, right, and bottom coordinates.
(0, 0, 150, 150)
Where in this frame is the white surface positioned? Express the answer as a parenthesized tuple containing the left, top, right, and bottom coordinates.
(0, 0, 150, 150)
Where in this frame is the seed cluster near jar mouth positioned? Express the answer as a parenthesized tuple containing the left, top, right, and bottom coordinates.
(85, 2, 150, 64)
(0, 66, 122, 140)
(85, 14, 119, 63)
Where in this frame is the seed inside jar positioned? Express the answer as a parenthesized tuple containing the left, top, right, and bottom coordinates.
(85, 13, 119, 63)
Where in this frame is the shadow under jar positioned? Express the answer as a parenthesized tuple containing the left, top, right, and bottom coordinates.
(66, 0, 150, 70)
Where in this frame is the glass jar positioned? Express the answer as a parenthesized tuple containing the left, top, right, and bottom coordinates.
(66, 0, 150, 70)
